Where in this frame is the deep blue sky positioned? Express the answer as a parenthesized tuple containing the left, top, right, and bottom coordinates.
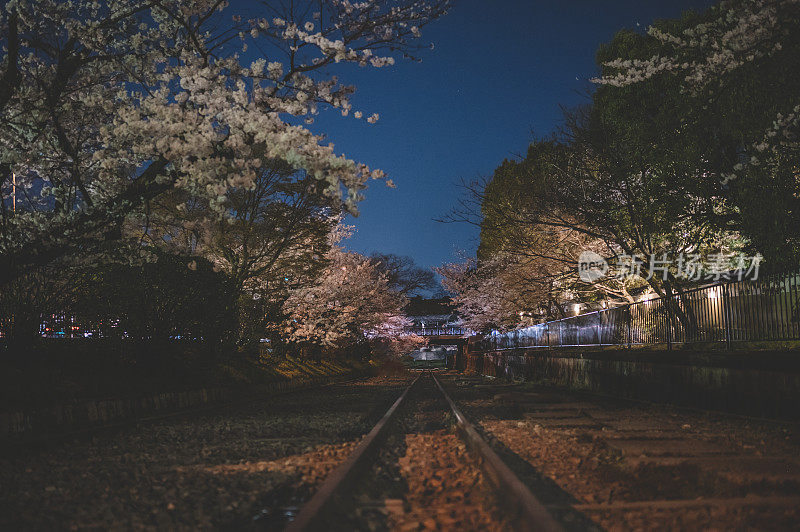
(310, 0, 714, 268)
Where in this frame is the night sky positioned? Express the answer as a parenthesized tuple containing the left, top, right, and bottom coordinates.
(304, 0, 714, 269)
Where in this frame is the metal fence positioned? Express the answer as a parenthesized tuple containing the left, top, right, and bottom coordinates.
(408, 326, 466, 337)
(486, 269, 800, 351)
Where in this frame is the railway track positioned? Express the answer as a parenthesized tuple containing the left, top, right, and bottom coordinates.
(5, 371, 799, 530)
(285, 371, 563, 532)
(450, 375, 800, 531)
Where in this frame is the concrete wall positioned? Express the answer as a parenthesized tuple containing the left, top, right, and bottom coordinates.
(468, 349, 800, 420)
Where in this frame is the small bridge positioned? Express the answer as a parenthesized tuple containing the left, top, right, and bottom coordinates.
(407, 326, 465, 337)
(405, 297, 471, 369)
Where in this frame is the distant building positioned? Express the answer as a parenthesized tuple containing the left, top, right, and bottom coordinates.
(405, 296, 467, 336)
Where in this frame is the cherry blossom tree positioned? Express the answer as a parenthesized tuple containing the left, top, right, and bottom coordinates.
(132, 158, 343, 347)
(436, 258, 508, 332)
(595, 0, 793, 89)
(140, 159, 337, 294)
(594, 0, 800, 178)
(593, 0, 800, 267)
(280, 245, 408, 348)
(0, 0, 449, 286)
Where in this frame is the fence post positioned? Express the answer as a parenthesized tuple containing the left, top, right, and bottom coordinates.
(596, 312, 601, 346)
(722, 283, 732, 350)
(666, 296, 673, 351)
(627, 307, 632, 348)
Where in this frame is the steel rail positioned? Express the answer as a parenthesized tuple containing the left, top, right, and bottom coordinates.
(431, 372, 565, 532)
(285, 373, 422, 532)
(287, 372, 564, 531)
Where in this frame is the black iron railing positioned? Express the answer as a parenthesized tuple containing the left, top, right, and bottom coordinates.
(483, 270, 800, 351)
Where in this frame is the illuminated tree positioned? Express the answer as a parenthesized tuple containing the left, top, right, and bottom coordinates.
(594, 0, 800, 269)
(0, 0, 449, 286)
(280, 246, 408, 348)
